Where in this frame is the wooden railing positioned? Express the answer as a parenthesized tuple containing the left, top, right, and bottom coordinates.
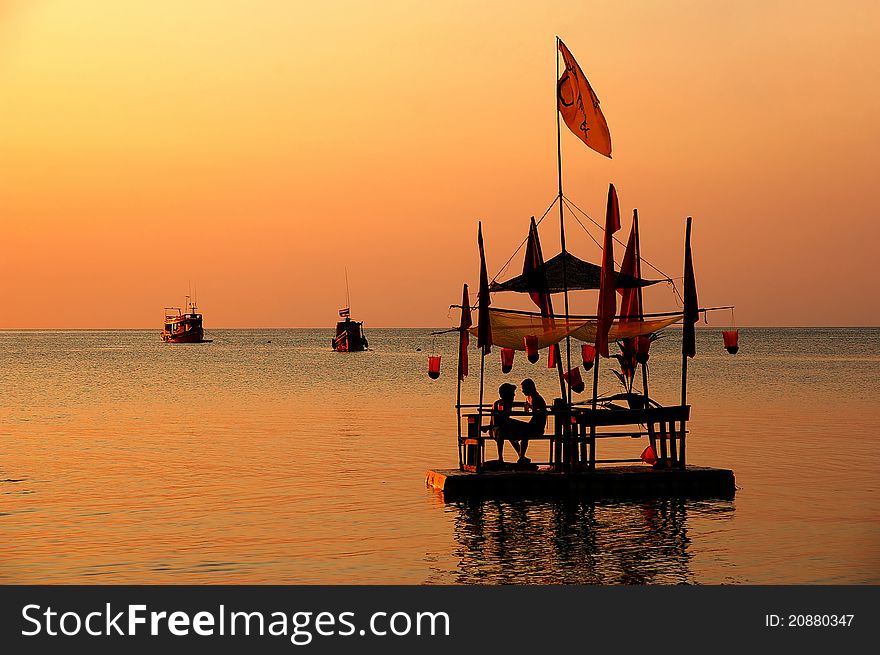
(459, 404, 690, 474)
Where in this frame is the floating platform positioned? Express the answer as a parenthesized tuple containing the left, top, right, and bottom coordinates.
(426, 465, 735, 501)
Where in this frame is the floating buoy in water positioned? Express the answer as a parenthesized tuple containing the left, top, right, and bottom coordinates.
(547, 344, 557, 369)
(524, 335, 539, 363)
(640, 444, 658, 465)
(581, 344, 596, 371)
(722, 330, 739, 355)
(564, 367, 585, 393)
(427, 355, 441, 379)
(500, 347, 515, 374)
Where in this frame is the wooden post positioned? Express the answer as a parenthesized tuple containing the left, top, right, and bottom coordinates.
(478, 348, 486, 431)
(589, 352, 600, 470)
(555, 37, 575, 458)
(633, 209, 650, 409)
(553, 398, 565, 471)
(659, 420, 668, 463)
(679, 418, 687, 469)
(456, 361, 463, 470)
(680, 216, 693, 469)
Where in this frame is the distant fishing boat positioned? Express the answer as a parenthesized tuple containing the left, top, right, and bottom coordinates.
(332, 308, 368, 352)
(331, 270, 368, 352)
(162, 297, 211, 343)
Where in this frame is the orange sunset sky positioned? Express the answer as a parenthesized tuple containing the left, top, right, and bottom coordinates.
(1, 0, 878, 328)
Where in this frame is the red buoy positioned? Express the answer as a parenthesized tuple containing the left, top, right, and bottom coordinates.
(427, 355, 441, 379)
(722, 330, 739, 355)
(524, 335, 539, 363)
(500, 348, 515, 374)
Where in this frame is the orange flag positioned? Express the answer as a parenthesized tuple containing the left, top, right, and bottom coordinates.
(557, 39, 612, 158)
(596, 184, 620, 358)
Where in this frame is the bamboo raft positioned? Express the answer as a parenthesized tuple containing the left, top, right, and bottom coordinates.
(428, 404, 736, 500)
(427, 466, 735, 501)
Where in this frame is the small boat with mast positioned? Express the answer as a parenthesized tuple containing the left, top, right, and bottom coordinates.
(331, 271, 368, 352)
(161, 296, 211, 343)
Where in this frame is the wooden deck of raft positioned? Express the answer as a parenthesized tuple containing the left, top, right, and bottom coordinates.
(426, 465, 736, 501)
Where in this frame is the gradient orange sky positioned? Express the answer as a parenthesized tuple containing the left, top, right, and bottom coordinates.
(1, 1, 878, 328)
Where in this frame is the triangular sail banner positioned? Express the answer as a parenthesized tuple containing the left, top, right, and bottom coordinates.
(595, 184, 621, 357)
(617, 212, 641, 322)
(477, 222, 492, 355)
(523, 216, 553, 317)
(457, 284, 472, 381)
(682, 217, 699, 358)
(557, 39, 612, 158)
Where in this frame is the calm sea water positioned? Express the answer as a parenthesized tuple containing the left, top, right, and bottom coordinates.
(1, 328, 878, 584)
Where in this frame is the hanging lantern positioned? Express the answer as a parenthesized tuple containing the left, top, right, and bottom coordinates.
(635, 335, 651, 364)
(581, 344, 596, 371)
(564, 367, 585, 394)
(524, 335, 539, 363)
(722, 330, 739, 355)
(427, 355, 442, 379)
(500, 348, 515, 374)
(547, 344, 557, 369)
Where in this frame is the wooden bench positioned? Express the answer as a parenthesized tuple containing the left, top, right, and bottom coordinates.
(459, 404, 690, 473)
(572, 405, 691, 471)
(460, 409, 560, 473)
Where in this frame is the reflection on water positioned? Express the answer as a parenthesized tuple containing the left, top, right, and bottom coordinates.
(449, 499, 734, 584)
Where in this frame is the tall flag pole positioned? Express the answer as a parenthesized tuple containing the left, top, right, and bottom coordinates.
(681, 216, 699, 406)
(618, 210, 645, 400)
(555, 37, 573, 417)
(524, 216, 567, 400)
(476, 222, 492, 427)
(557, 37, 614, 467)
(596, 184, 621, 358)
(456, 283, 472, 469)
(632, 209, 651, 406)
(589, 184, 621, 469)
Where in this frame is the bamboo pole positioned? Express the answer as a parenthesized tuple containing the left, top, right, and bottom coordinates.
(589, 351, 600, 470)
(634, 209, 650, 409)
(680, 217, 692, 408)
(456, 343, 463, 471)
(555, 36, 574, 463)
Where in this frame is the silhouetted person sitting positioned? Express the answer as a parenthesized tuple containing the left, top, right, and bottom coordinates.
(500, 378, 547, 464)
(483, 383, 521, 462)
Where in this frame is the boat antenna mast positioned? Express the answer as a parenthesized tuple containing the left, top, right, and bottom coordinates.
(344, 267, 351, 318)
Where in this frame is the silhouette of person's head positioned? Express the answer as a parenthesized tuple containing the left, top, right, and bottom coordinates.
(499, 383, 516, 402)
(521, 378, 537, 396)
